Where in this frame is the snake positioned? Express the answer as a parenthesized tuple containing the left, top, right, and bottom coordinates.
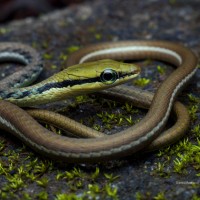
(0, 41, 198, 163)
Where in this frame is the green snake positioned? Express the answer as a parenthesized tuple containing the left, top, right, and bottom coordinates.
(0, 41, 198, 163)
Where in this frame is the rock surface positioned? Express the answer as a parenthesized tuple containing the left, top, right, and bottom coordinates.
(0, 0, 199, 199)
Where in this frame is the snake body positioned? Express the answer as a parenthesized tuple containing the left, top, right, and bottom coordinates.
(0, 41, 198, 163)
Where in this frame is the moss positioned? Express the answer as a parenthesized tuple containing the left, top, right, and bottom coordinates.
(0, 28, 9, 35)
(153, 192, 166, 200)
(36, 191, 48, 200)
(94, 33, 102, 40)
(154, 134, 200, 176)
(192, 194, 200, 200)
(157, 65, 166, 75)
(135, 192, 151, 200)
(133, 77, 151, 87)
(67, 46, 80, 54)
(0, 148, 122, 199)
(36, 177, 49, 188)
(43, 53, 53, 60)
(51, 65, 58, 69)
(59, 53, 68, 61)
(55, 193, 83, 200)
(96, 109, 140, 130)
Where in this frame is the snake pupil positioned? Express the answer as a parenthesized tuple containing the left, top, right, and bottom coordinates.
(100, 69, 118, 84)
(103, 72, 113, 81)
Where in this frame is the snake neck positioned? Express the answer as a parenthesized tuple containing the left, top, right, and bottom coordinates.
(0, 73, 95, 107)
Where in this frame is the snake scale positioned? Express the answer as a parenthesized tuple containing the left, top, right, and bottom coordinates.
(0, 41, 198, 163)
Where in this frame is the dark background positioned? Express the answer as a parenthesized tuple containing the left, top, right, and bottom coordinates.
(0, 0, 87, 23)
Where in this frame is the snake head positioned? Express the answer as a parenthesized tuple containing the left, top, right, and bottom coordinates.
(61, 59, 140, 93)
(20, 59, 141, 106)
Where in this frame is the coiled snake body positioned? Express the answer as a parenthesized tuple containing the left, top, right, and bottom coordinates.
(0, 41, 198, 163)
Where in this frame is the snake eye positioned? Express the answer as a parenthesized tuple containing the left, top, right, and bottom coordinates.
(100, 69, 118, 84)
